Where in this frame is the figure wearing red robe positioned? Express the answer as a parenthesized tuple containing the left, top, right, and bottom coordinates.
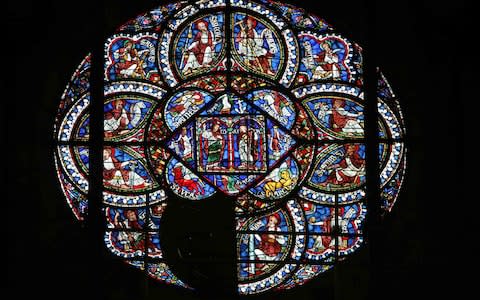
(104, 99, 130, 137)
(254, 213, 285, 260)
(314, 50, 339, 73)
(258, 234, 282, 256)
(329, 99, 362, 133)
(271, 125, 281, 159)
(325, 144, 364, 185)
(312, 41, 340, 80)
(103, 148, 129, 184)
(183, 20, 214, 73)
(190, 22, 213, 65)
(114, 209, 142, 230)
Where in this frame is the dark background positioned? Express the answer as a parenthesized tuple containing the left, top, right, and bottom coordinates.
(7, 0, 468, 299)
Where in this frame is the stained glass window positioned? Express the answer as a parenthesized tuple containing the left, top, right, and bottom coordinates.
(53, 0, 406, 295)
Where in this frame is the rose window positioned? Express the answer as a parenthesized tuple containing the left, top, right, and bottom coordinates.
(53, 0, 406, 295)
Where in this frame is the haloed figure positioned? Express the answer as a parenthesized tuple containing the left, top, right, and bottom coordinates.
(270, 125, 282, 160)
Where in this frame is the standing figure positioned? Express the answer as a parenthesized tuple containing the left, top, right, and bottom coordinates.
(235, 97, 247, 114)
(309, 208, 335, 252)
(174, 127, 193, 161)
(314, 101, 330, 123)
(182, 20, 215, 74)
(270, 125, 282, 160)
(235, 16, 277, 75)
(313, 41, 341, 80)
(124, 161, 147, 189)
(238, 125, 258, 168)
(311, 233, 333, 253)
(331, 99, 363, 134)
(221, 175, 237, 193)
(201, 121, 223, 169)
